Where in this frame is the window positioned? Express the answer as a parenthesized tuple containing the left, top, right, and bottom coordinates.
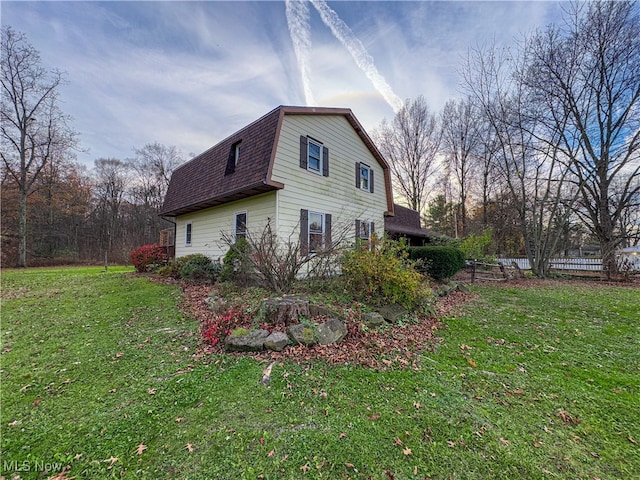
(309, 211, 324, 252)
(234, 142, 242, 166)
(355, 162, 374, 193)
(300, 209, 332, 255)
(299, 136, 329, 176)
(234, 211, 247, 240)
(185, 222, 192, 246)
(357, 220, 372, 240)
(307, 140, 322, 173)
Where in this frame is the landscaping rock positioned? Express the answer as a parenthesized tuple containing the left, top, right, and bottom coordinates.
(225, 329, 270, 352)
(309, 304, 338, 319)
(204, 293, 224, 312)
(264, 331, 289, 352)
(456, 283, 470, 293)
(261, 295, 309, 326)
(377, 304, 408, 323)
(362, 312, 385, 327)
(287, 323, 319, 346)
(317, 319, 347, 345)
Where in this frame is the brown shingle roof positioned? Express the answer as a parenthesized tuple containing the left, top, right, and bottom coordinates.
(384, 204, 432, 238)
(161, 106, 394, 217)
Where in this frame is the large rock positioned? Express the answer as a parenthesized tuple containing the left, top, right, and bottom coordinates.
(225, 329, 269, 352)
(377, 304, 408, 323)
(261, 295, 309, 326)
(287, 323, 319, 346)
(362, 311, 385, 327)
(264, 331, 289, 352)
(317, 319, 347, 345)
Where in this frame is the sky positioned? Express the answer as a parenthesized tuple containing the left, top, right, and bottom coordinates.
(2, 1, 566, 167)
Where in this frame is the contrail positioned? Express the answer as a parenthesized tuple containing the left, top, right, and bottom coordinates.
(285, 0, 315, 105)
(309, 0, 404, 113)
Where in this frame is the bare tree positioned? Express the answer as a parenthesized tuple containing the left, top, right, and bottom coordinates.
(1, 26, 79, 267)
(522, 1, 640, 277)
(373, 96, 441, 215)
(463, 42, 578, 276)
(441, 97, 482, 236)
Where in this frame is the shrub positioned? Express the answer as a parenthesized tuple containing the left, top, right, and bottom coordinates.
(220, 237, 253, 285)
(179, 254, 220, 283)
(458, 229, 495, 261)
(129, 244, 167, 273)
(409, 246, 466, 281)
(201, 307, 247, 346)
(341, 237, 432, 309)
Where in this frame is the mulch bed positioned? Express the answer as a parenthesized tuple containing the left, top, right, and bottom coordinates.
(176, 281, 478, 370)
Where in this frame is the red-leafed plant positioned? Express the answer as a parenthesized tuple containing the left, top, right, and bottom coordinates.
(201, 307, 247, 346)
(129, 244, 168, 273)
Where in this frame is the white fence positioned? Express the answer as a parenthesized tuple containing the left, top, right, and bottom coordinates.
(497, 257, 603, 272)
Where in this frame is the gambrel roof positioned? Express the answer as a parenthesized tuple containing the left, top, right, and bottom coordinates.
(160, 106, 394, 217)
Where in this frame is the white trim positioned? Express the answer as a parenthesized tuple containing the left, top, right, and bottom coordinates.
(359, 163, 372, 192)
(307, 138, 323, 175)
(185, 222, 193, 246)
(308, 210, 325, 253)
(234, 210, 247, 241)
(234, 141, 242, 166)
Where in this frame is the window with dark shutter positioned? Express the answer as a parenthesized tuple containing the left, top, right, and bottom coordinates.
(301, 209, 331, 255)
(301, 136, 328, 176)
(355, 162, 361, 188)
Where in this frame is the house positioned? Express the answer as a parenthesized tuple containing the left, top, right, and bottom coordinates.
(384, 203, 435, 246)
(160, 106, 395, 262)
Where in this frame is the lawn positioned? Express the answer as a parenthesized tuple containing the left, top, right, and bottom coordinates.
(1, 267, 638, 479)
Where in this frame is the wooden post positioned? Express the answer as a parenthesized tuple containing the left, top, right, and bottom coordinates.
(471, 260, 476, 283)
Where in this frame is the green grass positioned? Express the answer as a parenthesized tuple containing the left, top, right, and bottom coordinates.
(1, 268, 639, 479)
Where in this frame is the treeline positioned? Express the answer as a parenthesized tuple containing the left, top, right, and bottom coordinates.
(373, 2, 640, 277)
(1, 143, 183, 267)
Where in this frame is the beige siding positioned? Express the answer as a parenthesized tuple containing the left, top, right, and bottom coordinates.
(175, 192, 277, 260)
(271, 114, 387, 245)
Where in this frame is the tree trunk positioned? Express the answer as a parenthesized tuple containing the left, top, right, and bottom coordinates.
(18, 186, 27, 267)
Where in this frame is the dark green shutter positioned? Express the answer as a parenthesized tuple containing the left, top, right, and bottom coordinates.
(355, 162, 361, 188)
(300, 136, 308, 169)
(322, 147, 329, 177)
(325, 214, 332, 249)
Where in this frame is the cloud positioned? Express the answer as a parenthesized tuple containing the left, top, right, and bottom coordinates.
(286, 0, 315, 105)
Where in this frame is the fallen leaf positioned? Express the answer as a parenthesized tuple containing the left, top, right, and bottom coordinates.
(367, 413, 381, 420)
(300, 463, 310, 473)
(268, 449, 275, 457)
(447, 440, 456, 447)
(345, 463, 355, 468)
(393, 437, 404, 446)
(147, 388, 157, 395)
(629, 435, 637, 445)
(259, 437, 265, 445)
(176, 417, 184, 423)
(8, 420, 20, 427)
(413, 401, 421, 409)
(186, 443, 194, 452)
(109, 389, 117, 393)
(466, 358, 478, 367)
(499, 437, 510, 446)
(135, 443, 147, 455)
(115, 352, 124, 358)
(339, 432, 347, 438)
(403, 447, 412, 455)
(103, 456, 118, 465)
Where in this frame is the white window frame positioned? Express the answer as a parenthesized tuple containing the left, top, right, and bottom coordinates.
(234, 211, 247, 241)
(360, 163, 372, 192)
(308, 211, 325, 253)
(307, 139, 323, 175)
(185, 222, 192, 246)
(358, 220, 372, 241)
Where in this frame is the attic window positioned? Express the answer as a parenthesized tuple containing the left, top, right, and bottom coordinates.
(234, 142, 242, 165)
(299, 136, 329, 176)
